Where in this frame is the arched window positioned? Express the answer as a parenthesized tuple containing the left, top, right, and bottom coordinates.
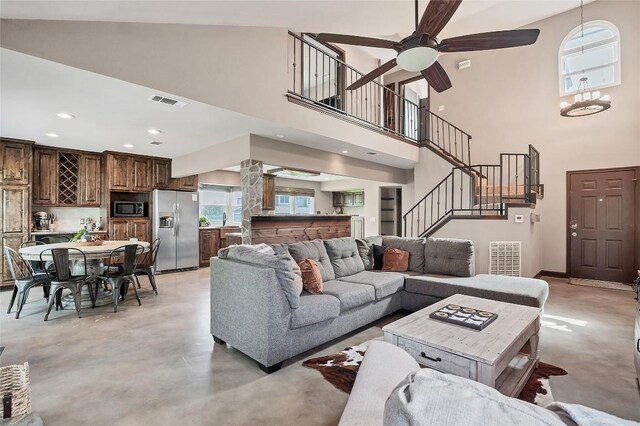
(559, 20, 620, 96)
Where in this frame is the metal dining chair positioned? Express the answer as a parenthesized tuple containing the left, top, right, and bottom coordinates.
(134, 238, 160, 295)
(40, 248, 97, 321)
(97, 244, 144, 312)
(4, 246, 50, 319)
(19, 241, 54, 297)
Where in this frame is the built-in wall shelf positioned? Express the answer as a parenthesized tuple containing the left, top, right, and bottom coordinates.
(379, 187, 402, 237)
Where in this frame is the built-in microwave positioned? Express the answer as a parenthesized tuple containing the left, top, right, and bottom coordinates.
(112, 201, 146, 217)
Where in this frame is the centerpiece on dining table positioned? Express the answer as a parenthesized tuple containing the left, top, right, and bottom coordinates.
(70, 229, 103, 246)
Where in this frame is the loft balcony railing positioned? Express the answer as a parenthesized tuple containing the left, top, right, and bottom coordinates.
(287, 32, 472, 167)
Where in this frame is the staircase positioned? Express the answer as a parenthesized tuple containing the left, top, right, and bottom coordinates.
(404, 144, 542, 238)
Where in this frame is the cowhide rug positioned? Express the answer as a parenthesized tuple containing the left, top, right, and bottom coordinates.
(302, 340, 567, 405)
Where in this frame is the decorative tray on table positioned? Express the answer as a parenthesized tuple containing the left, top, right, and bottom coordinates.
(429, 304, 498, 330)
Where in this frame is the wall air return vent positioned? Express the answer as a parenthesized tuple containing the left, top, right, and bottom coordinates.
(149, 94, 188, 108)
(489, 241, 521, 277)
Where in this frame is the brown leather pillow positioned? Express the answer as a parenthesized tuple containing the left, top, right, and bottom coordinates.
(298, 259, 323, 294)
(382, 247, 410, 272)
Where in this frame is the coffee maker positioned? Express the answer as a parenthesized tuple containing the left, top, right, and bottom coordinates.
(33, 211, 51, 231)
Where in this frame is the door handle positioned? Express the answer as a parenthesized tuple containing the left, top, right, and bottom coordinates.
(637, 338, 639, 353)
(172, 203, 177, 237)
(420, 352, 442, 363)
(176, 203, 180, 237)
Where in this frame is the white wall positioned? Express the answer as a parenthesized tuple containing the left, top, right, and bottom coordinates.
(432, 204, 544, 278)
(321, 178, 413, 237)
(426, 1, 640, 273)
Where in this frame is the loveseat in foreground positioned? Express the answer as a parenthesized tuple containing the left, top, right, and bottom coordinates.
(210, 236, 548, 373)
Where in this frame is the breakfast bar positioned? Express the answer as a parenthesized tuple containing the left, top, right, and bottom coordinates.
(248, 214, 353, 244)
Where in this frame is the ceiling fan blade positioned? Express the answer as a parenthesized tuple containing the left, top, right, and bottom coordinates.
(315, 33, 398, 49)
(439, 29, 540, 52)
(421, 61, 452, 93)
(347, 59, 397, 90)
(416, 0, 462, 38)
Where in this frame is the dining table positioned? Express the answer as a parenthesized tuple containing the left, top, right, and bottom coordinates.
(19, 240, 150, 308)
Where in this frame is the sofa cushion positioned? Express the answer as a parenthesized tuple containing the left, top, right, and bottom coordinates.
(384, 368, 565, 426)
(365, 235, 383, 246)
(224, 246, 302, 309)
(290, 293, 340, 329)
(322, 280, 376, 312)
(287, 239, 336, 282)
(269, 243, 291, 256)
(404, 273, 549, 308)
(355, 239, 374, 270)
(382, 236, 425, 273)
(424, 238, 474, 277)
(337, 271, 405, 300)
(298, 259, 324, 294)
(324, 237, 365, 278)
(382, 248, 410, 272)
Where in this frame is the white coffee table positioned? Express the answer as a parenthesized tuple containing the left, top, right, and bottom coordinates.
(383, 294, 541, 397)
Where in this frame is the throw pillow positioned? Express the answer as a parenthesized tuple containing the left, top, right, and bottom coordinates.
(355, 239, 374, 270)
(382, 247, 409, 272)
(298, 259, 324, 294)
(372, 244, 385, 270)
(289, 255, 304, 296)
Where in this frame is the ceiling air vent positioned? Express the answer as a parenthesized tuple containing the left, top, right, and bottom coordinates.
(149, 141, 163, 146)
(149, 94, 188, 108)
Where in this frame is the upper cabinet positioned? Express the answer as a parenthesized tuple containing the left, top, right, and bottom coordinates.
(262, 173, 276, 211)
(108, 154, 130, 191)
(79, 154, 102, 206)
(178, 175, 198, 191)
(152, 159, 172, 189)
(33, 148, 59, 205)
(333, 191, 365, 207)
(33, 147, 102, 207)
(131, 157, 151, 192)
(0, 139, 32, 185)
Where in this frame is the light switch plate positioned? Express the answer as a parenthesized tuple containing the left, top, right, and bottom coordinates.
(514, 214, 524, 223)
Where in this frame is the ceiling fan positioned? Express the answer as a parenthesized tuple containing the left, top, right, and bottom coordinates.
(315, 0, 540, 93)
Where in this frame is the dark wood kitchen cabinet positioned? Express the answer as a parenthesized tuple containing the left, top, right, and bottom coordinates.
(108, 218, 151, 242)
(262, 173, 276, 210)
(332, 191, 365, 207)
(1, 138, 32, 287)
(152, 159, 172, 188)
(33, 147, 102, 207)
(1, 139, 32, 185)
(199, 228, 221, 267)
(106, 153, 151, 192)
(107, 153, 131, 191)
(178, 175, 198, 191)
(32, 148, 58, 205)
(131, 157, 151, 191)
(79, 153, 102, 206)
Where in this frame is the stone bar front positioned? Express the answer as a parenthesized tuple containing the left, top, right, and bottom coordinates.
(250, 215, 352, 244)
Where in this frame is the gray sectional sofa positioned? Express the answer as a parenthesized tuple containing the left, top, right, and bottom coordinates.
(210, 236, 549, 373)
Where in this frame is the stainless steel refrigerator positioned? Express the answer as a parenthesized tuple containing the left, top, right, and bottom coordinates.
(153, 189, 199, 272)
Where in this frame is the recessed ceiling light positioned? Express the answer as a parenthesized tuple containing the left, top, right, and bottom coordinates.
(123, 144, 135, 148)
(147, 128, 162, 135)
(56, 112, 75, 119)
(275, 134, 285, 138)
(366, 152, 377, 156)
(341, 150, 349, 153)
(46, 133, 59, 138)
(323, 177, 329, 180)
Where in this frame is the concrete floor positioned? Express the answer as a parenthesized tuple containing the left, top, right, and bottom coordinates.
(1, 270, 638, 425)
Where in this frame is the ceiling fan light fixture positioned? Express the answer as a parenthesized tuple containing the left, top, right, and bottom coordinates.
(396, 46, 438, 72)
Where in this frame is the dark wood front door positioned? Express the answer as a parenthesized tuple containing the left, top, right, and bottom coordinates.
(568, 168, 636, 283)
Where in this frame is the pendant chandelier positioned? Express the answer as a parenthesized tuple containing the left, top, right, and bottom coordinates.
(559, 0, 611, 117)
